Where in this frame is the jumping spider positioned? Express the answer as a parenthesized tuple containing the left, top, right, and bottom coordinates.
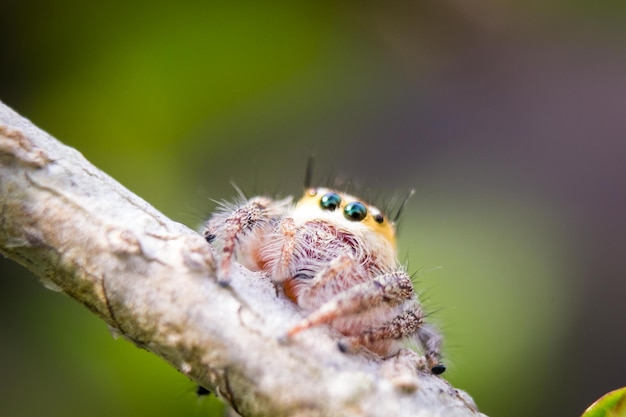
(203, 184, 445, 375)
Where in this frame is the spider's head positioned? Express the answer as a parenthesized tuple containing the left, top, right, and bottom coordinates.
(293, 187, 397, 250)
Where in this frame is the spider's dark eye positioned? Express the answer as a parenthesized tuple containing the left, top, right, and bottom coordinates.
(373, 213, 384, 224)
(320, 192, 342, 211)
(344, 201, 367, 221)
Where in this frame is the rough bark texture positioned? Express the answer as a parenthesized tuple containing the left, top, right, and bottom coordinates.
(0, 101, 486, 417)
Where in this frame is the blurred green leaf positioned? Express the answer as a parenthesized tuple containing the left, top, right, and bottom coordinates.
(582, 387, 626, 417)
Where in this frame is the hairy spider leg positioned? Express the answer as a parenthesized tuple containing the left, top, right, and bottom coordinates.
(285, 269, 416, 337)
(208, 197, 286, 285)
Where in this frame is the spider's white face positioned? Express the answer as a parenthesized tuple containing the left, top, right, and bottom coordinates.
(292, 187, 397, 250)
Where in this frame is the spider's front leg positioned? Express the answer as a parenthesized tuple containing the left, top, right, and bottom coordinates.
(286, 265, 445, 374)
(203, 196, 291, 286)
(286, 265, 415, 336)
(340, 305, 445, 374)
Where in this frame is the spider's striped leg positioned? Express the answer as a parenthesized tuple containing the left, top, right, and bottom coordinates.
(286, 269, 414, 337)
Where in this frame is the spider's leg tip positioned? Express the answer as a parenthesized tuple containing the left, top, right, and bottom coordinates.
(431, 363, 446, 375)
(337, 339, 352, 353)
(195, 386, 212, 397)
(216, 269, 231, 287)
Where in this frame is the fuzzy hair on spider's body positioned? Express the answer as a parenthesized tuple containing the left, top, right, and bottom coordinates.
(203, 186, 445, 374)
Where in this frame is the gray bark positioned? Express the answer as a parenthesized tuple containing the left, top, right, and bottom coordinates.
(0, 101, 486, 417)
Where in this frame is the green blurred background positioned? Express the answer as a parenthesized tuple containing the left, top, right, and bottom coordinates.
(1, 1, 625, 416)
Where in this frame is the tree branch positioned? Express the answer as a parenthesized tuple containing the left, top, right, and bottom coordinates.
(0, 101, 486, 417)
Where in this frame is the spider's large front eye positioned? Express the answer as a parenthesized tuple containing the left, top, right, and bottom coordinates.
(320, 192, 342, 211)
(344, 201, 367, 221)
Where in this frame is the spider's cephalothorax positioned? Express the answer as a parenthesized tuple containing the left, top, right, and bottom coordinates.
(203, 187, 445, 374)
